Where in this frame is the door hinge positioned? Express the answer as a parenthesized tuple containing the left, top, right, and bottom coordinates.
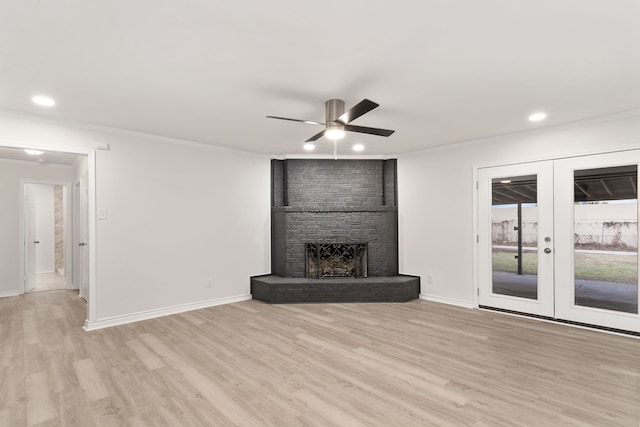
(476, 181, 478, 190)
(477, 288, 480, 296)
(476, 235, 479, 243)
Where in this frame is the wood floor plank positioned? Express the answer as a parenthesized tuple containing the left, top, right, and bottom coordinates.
(125, 338, 165, 371)
(72, 359, 110, 401)
(2, 290, 640, 426)
(25, 372, 57, 426)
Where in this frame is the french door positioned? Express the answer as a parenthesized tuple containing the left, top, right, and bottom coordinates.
(478, 151, 640, 333)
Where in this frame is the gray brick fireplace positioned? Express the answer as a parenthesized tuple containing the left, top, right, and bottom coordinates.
(251, 158, 419, 303)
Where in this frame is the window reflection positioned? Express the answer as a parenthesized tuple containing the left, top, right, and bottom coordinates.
(573, 165, 638, 313)
(491, 175, 538, 300)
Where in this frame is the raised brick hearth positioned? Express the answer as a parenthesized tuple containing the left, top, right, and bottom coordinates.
(251, 275, 420, 304)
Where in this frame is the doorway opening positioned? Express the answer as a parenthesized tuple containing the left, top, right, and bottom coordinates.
(23, 183, 71, 293)
(0, 144, 94, 328)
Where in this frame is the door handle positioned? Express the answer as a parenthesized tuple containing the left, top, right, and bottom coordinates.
(544, 248, 552, 254)
(34, 241, 40, 244)
(78, 242, 86, 247)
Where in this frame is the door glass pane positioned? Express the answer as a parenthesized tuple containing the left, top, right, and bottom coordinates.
(492, 175, 538, 299)
(574, 165, 638, 314)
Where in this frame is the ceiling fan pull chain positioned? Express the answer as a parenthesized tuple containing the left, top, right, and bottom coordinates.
(334, 139, 338, 160)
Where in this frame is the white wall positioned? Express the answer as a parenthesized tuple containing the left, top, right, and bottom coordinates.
(32, 183, 55, 273)
(0, 160, 73, 297)
(398, 110, 640, 305)
(0, 111, 271, 325)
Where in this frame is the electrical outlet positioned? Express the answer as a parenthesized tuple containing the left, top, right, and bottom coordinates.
(207, 278, 213, 288)
(426, 275, 433, 284)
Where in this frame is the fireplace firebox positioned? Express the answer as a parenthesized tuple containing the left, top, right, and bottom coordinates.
(305, 242, 367, 279)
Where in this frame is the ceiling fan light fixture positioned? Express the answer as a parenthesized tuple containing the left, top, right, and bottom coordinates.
(325, 125, 345, 140)
(353, 144, 364, 152)
(32, 95, 56, 107)
(528, 112, 547, 122)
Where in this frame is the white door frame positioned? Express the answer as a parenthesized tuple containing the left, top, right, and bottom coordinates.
(477, 161, 555, 317)
(74, 172, 90, 301)
(5, 141, 97, 328)
(19, 180, 74, 292)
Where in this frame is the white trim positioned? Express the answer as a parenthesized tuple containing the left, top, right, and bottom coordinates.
(472, 166, 479, 308)
(0, 290, 20, 298)
(86, 151, 97, 324)
(419, 293, 475, 309)
(83, 294, 252, 331)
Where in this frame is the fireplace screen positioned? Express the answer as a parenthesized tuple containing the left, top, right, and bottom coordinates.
(305, 242, 368, 279)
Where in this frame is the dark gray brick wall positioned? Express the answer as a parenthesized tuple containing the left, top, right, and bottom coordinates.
(270, 159, 399, 278)
(271, 160, 284, 207)
(285, 159, 384, 209)
(383, 159, 397, 207)
(280, 209, 398, 277)
(271, 210, 287, 276)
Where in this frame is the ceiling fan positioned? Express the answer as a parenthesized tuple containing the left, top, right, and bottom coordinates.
(266, 99, 395, 142)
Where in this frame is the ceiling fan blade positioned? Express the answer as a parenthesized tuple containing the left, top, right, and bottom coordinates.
(266, 116, 325, 125)
(306, 130, 326, 142)
(344, 124, 395, 137)
(337, 99, 379, 124)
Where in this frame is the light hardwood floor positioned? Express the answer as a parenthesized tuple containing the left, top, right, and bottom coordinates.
(1, 290, 639, 426)
(33, 273, 66, 292)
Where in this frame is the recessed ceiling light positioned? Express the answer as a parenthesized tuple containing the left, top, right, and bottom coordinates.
(24, 149, 44, 156)
(528, 112, 547, 122)
(500, 179, 512, 184)
(32, 95, 56, 107)
(303, 142, 315, 151)
(353, 144, 365, 152)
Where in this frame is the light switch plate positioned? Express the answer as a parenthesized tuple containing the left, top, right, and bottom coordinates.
(98, 208, 107, 220)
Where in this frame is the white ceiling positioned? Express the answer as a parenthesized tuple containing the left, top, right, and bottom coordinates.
(1, 1, 638, 157)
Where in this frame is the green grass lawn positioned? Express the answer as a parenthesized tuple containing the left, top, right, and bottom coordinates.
(492, 249, 638, 284)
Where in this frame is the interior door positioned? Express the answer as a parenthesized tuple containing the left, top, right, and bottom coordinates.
(78, 174, 89, 301)
(24, 183, 37, 292)
(478, 161, 555, 317)
(555, 151, 640, 333)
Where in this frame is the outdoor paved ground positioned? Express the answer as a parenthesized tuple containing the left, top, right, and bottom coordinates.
(492, 271, 639, 314)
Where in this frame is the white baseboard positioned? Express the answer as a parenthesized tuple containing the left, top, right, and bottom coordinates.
(419, 293, 475, 309)
(0, 290, 20, 298)
(84, 294, 252, 331)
